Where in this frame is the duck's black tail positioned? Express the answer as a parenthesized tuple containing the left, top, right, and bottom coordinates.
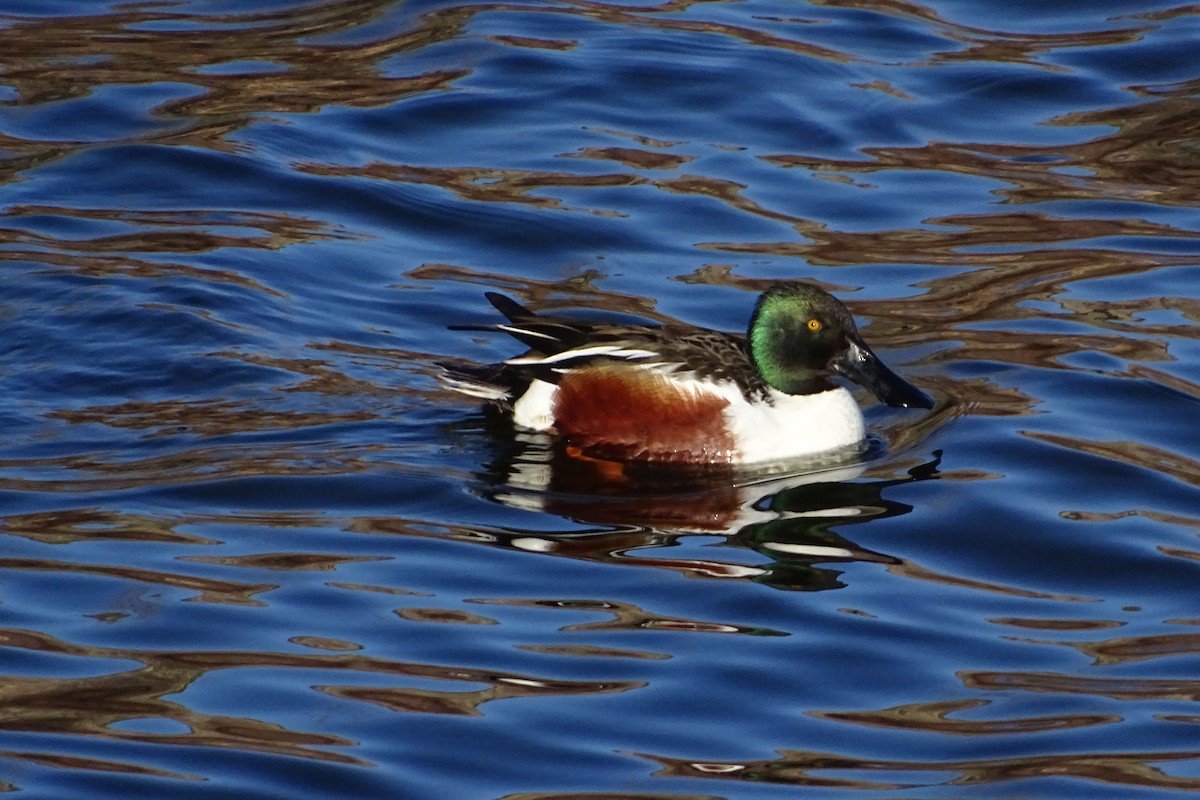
(449, 292, 591, 355)
(434, 359, 514, 402)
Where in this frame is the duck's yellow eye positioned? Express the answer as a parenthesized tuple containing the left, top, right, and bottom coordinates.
(807, 318, 822, 332)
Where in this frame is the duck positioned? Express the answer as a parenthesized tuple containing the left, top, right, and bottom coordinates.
(438, 282, 932, 465)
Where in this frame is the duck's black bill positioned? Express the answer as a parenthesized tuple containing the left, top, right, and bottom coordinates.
(834, 339, 933, 410)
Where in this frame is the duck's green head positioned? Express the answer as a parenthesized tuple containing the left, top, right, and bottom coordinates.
(748, 283, 933, 409)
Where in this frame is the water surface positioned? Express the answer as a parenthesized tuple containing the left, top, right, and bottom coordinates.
(2, 1, 1200, 798)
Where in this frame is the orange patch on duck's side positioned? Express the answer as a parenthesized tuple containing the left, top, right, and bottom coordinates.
(553, 365, 736, 463)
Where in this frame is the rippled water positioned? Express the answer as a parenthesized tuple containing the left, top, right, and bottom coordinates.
(3, 1, 1200, 797)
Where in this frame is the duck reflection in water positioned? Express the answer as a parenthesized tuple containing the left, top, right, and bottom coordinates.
(462, 423, 942, 593)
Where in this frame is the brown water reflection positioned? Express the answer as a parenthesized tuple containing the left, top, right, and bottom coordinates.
(0, 751, 192, 784)
(964, 670, 1200, 702)
(0, 557, 273, 605)
(828, 0, 1151, 68)
(1, 509, 216, 545)
(300, 162, 643, 217)
(0, 443, 390, 492)
(764, 72, 1200, 207)
(0, 205, 340, 294)
(811, 698, 1118, 735)
(317, 670, 640, 717)
(638, 747, 1200, 791)
(3, 205, 342, 257)
(471, 598, 785, 636)
(52, 398, 377, 437)
(0, 625, 642, 764)
(1057, 632, 1200, 667)
(1064, 507, 1200, 529)
(0, 0, 873, 180)
(497, 794, 723, 800)
(1026, 432, 1200, 488)
(0, 1, 467, 171)
(0, 629, 361, 767)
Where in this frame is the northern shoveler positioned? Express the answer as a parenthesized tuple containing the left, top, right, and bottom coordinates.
(439, 283, 933, 465)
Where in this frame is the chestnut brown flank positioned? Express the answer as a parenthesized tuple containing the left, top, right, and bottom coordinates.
(553, 366, 736, 463)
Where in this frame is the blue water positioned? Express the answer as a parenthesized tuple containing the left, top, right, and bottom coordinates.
(2, 1, 1200, 797)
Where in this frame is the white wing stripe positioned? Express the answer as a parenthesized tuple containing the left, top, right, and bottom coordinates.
(497, 325, 559, 341)
(506, 345, 658, 365)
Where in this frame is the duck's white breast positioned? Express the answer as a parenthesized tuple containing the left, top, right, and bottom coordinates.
(717, 385, 865, 462)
